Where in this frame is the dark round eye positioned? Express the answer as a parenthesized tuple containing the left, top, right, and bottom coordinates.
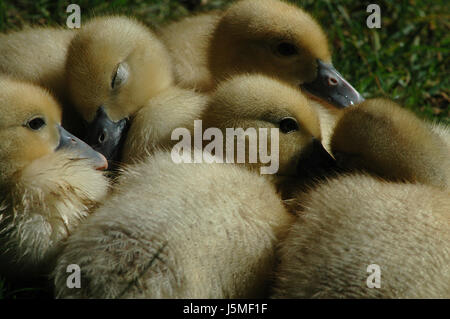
(279, 117, 299, 134)
(276, 42, 298, 57)
(26, 117, 46, 131)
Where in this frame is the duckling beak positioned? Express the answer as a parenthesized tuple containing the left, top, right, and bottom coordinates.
(84, 106, 129, 166)
(301, 59, 365, 108)
(297, 138, 337, 178)
(57, 125, 108, 170)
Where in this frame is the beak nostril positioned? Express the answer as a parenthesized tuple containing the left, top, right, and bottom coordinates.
(328, 77, 338, 86)
(98, 133, 106, 144)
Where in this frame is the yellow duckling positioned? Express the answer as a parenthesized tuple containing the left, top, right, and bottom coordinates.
(160, 0, 363, 108)
(272, 99, 450, 298)
(65, 15, 174, 163)
(0, 76, 109, 279)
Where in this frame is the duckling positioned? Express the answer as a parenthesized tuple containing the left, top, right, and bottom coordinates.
(272, 175, 450, 298)
(200, 74, 336, 184)
(0, 76, 109, 279)
(160, 0, 363, 108)
(271, 98, 450, 298)
(54, 151, 294, 298)
(52, 75, 336, 298)
(65, 16, 174, 163)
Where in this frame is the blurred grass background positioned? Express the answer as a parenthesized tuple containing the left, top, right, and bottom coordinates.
(0, 0, 448, 298)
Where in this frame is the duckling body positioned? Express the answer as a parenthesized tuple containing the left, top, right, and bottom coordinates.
(272, 99, 450, 298)
(0, 76, 109, 278)
(54, 151, 294, 298)
(159, 13, 221, 92)
(0, 27, 74, 101)
(0, 27, 83, 135)
(272, 175, 450, 298)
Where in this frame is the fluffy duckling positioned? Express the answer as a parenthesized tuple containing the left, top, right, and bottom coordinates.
(65, 16, 174, 163)
(271, 99, 450, 298)
(52, 75, 336, 298)
(160, 0, 363, 108)
(272, 175, 450, 298)
(0, 76, 109, 278)
(200, 74, 336, 184)
(54, 151, 294, 298)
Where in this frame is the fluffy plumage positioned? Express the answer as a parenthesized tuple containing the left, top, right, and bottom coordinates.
(272, 174, 450, 298)
(53, 151, 293, 298)
(121, 86, 208, 164)
(0, 27, 74, 102)
(331, 98, 450, 188)
(52, 74, 339, 299)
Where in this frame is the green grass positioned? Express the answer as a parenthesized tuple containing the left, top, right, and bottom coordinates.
(0, 0, 448, 299)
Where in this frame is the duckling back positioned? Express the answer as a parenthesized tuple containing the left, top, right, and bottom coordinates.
(159, 13, 221, 92)
(0, 27, 74, 101)
(53, 151, 293, 298)
(272, 174, 450, 298)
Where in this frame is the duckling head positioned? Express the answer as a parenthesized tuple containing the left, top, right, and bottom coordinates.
(330, 98, 450, 188)
(0, 76, 108, 275)
(66, 16, 173, 163)
(202, 74, 336, 179)
(209, 0, 363, 108)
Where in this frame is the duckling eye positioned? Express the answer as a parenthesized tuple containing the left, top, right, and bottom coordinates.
(275, 42, 298, 57)
(26, 117, 46, 131)
(279, 117, 299, 134)
(111, 62, 129, 89)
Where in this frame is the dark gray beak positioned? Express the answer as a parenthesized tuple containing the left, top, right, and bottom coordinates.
(57, 125, 108, 170)
(301, 59, 365, 108)
(84, 106, 129, 166)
